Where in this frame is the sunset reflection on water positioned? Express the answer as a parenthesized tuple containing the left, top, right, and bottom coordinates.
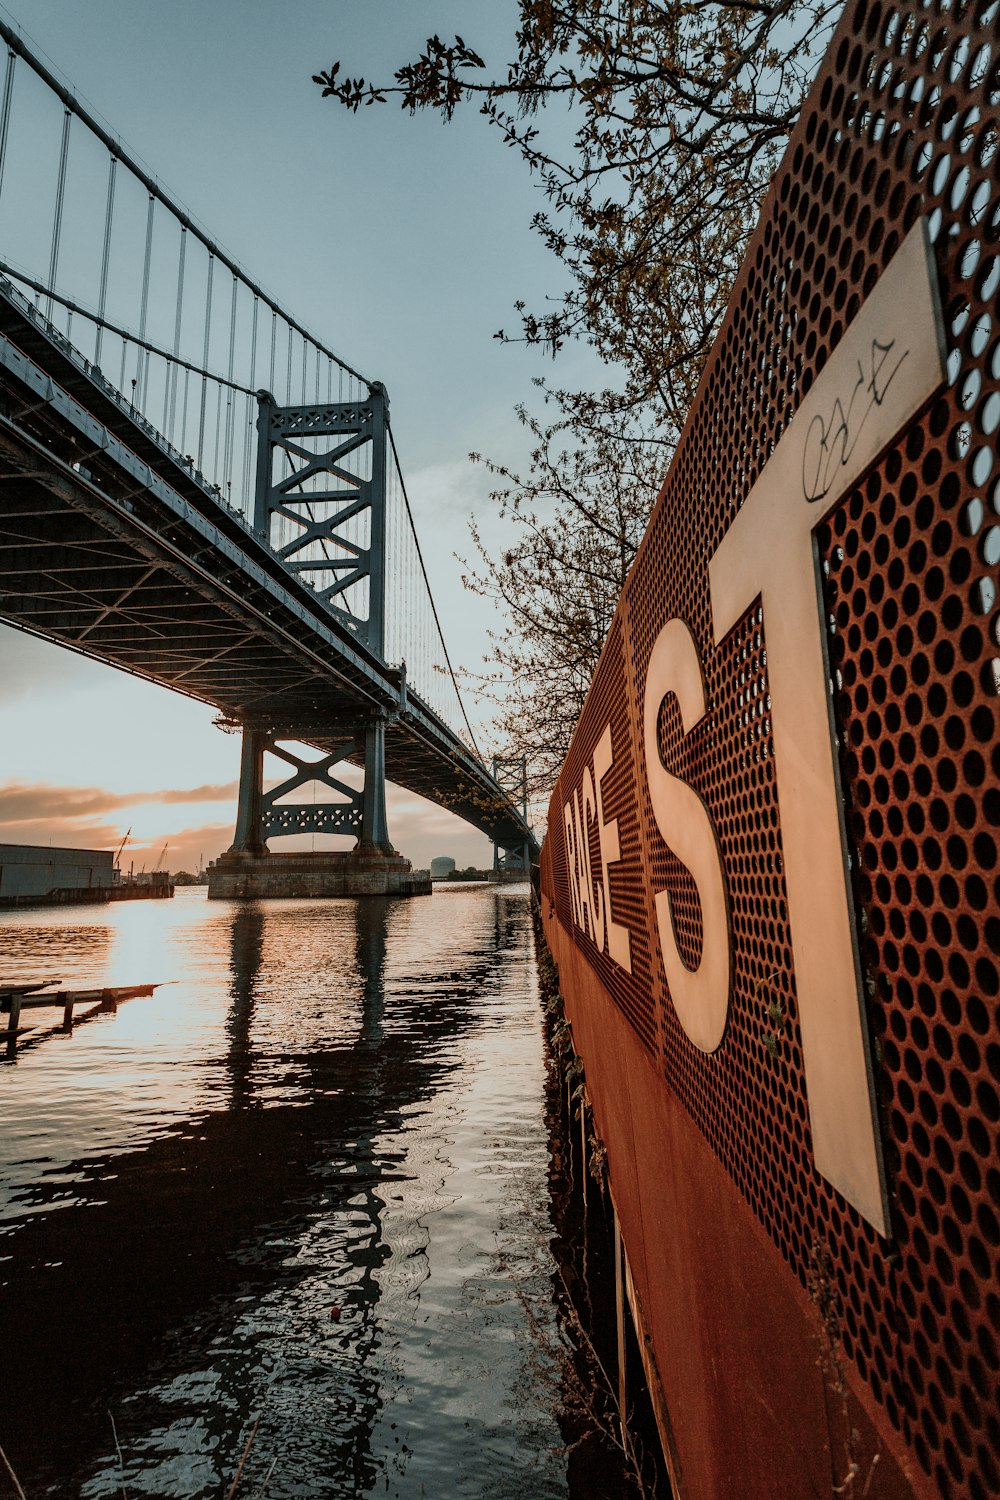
(0, 884, 582, 1499)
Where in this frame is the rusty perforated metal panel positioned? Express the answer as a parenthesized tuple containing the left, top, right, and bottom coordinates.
(542, 2, 999, 1496)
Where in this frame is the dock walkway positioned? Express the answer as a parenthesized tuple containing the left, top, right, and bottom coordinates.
(1, 982, 158, 1057)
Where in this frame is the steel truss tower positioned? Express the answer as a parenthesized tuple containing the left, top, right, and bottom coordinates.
(491, 756, 531, 875)
(229, 385, 393, 855)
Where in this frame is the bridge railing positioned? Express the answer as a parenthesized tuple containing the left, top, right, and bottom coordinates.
(0, 17, 367, 516)
(0, 18, 487, 764)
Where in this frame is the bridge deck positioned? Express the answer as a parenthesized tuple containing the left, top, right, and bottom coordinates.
(0, 289, 532, 852)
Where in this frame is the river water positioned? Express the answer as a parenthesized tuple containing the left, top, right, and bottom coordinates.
(0, 884, 611, 1499)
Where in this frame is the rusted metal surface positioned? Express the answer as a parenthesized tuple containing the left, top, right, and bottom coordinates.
(540, 1, 1000, 1496)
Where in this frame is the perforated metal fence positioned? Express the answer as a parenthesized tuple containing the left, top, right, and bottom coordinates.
(543, 2, 999, 1495)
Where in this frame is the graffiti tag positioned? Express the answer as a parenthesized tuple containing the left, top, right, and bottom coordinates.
(800, 336, 910, 504)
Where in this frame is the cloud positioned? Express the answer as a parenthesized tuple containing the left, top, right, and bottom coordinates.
(0, 780, 494, 874)
(405, 457, 490, 523)
(0, 780, 238, 823)
(0, 786, 117, 822)
(154, 783, 239, 805)
(0, 818, 130, 852)
(0, 814, 236, 873)
(127, 822, 235, 875)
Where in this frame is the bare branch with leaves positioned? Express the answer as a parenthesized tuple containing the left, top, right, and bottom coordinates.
(315, 1, 835, 795)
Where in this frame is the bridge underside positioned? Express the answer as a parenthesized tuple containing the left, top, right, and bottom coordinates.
(0, 308, 531, 852)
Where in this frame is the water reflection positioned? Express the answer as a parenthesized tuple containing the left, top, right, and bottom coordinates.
(225, 904, 263, 1110)
(0, 888, 569, 1498)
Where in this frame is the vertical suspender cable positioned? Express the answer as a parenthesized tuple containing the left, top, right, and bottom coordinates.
(213, 381, 223, 487)
(94, 155, 117, 368)
(166, 225, 186, 434)
(222, 273, 237, 497)
(196, 251, 214, 468)
(181, 366, 190, 452)
(413, 545, 419, 689)
(300, 338, 306, 406)
(282, 325, 293, 482)
(0, 48, 16, 215)
(45, 106, 71, 321)
(385, 463, 392, 657)
(397, 471, 403, 660)
(136, 193, 154, 406)
(249, 296, 259, 390)
(242, 391, 252, 516)
(396, 471, 402, 662)
(395, 462, 401, 663)
(243, 295, 259, 513)
(401, 489, 407, 664)
(269, 309, 277, 394)
(388, 427, 480, 750)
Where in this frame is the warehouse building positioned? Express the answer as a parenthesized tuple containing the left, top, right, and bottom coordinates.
(0, 843, 114, 907)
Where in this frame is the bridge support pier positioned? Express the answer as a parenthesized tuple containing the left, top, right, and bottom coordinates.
(230, 727, 268, 856)
(359, 717, 391, 853)
(210, 718, 425, 899)
(207, 846, 429, 900)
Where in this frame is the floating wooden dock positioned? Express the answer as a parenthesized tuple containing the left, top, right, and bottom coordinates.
(1, 981, 159, 1056)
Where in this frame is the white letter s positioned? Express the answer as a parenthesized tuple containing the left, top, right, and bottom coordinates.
(642, 618, 731, 1053)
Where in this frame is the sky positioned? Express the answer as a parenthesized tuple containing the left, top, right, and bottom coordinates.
(0, 0, 598, 872)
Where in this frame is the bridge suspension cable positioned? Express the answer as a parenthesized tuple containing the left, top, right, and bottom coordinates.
(386, 429, 483, 759)
(0, 16, 367, 507)
(0, 15, 491, 775)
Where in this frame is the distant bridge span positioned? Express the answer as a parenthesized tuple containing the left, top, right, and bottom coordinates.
(0, 286, 533, 855)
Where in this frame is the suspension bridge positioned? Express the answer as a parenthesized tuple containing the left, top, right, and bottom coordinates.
(0, 21, 534, 890)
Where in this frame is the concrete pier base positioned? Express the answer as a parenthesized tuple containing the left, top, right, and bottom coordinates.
(206, 849, 431, 900)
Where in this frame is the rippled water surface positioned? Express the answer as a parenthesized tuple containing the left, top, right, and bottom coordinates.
(0, 884, 580, 1498)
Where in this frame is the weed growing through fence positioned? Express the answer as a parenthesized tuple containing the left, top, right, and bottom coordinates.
(808, 1242, 882, 1497)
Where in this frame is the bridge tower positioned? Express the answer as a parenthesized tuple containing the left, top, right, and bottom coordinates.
(216, 384, 421, 898)
(491, 756, 531, 879)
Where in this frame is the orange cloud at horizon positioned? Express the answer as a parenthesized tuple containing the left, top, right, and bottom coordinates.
(0, 780, 240, 823)
(0, 775, 496, 874)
